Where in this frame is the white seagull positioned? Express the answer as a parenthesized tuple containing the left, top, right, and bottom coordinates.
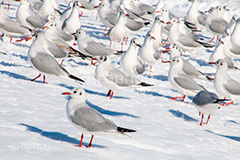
(168, 56, 206, 102)
(28, 31, 85, 83)
(95, 55, 153, 99)
(62, 88, 136, 148)
(213, 59, 240, 105)
(120, 37, 146, 76)
(192, 90, 229, 126)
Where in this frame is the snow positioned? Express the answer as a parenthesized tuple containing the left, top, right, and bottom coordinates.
(1, 0, 240, 160)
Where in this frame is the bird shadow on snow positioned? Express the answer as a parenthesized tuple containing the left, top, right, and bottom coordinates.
(169, 109, 198, 122)
(205, 130, 240, 142)
(19, 123, 106, 148)
(0, 70, 30, 80)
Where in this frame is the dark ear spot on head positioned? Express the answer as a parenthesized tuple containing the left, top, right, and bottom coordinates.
(79, 92, 82, 95)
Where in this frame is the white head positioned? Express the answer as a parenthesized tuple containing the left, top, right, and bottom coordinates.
(62, 88, 87, 103)
(75, 27, 87, 39)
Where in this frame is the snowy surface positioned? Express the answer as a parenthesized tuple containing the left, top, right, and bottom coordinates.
(1, 0, 240, 160)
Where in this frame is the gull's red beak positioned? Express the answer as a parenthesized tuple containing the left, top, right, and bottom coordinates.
(209, 62, 216, 65)
(62, 92, 71, 95)
(136, 44, 141, 47)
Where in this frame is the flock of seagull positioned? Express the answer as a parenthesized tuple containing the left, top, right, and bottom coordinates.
(1, 0, 240, 147)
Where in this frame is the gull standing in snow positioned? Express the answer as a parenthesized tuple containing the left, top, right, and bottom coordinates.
(139, 31, 161, 70)
(152, 0, 165, 19)
(230, 17, 240, 48)
(149, 15, 163, 51)
(42, 21, 88, 62)
(0, 3, 32, 42)
(205, 5, 230, 42)
(106, 10, 130, 51)
(213, 59, 240, 105)
(120, 37, 146, 76)
(193, 90, 229, 126)
(168, 56, 206, 102)
(95, 55, 153, 99)
(185, 0, 206, 30)
(98, 1, 117, 29)
(16, 0, 45, 30)
(168, 17, 213, 51)
(60, 1, 74, 26)
(38, 0, 60, 19)
(170, 56, 214, 81)
(62, 88, 136, 148)
(75, 28, 121, 58)
(28, 31, 85, 83)
(62, 1, 82, 34)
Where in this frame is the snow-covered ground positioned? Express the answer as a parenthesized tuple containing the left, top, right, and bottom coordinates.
(1, 0, 240, 160)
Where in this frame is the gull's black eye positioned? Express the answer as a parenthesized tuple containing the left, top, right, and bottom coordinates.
(73, 91, 77, 94)
(79, 92, 82, 95)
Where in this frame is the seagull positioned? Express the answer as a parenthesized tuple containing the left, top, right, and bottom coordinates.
(205, 5, 230, 42)
(42, 21, 88, 62)
(224, 14, 238, 36)
(38, 0, 60, 19)
(62, 1, 82, 34)
(185, 0, 207, 30)
(168, 56, 206, 102)
(16, 0, 45, 30)
(230, 17, 240, 48)
(60, 1, 74, 26)
(192, 90, 229, 126)
(149, 15, 163, 51)
(139, 31, 161, 70)
(120, 37, 146, 76)
(95, 55, 153, 99)
(0, 3, 32, 42)
(123, 0, 153, 18)
(75, 28, 121, 58)
(28, 31, 85, 83)
(168, 17, 213, 51)
(62, 88, 136, 148)
(105, 10, 130, 51)
(98, 1, 117, 29)
(213, 59, 240, 104)
(152, 0, 165, 19)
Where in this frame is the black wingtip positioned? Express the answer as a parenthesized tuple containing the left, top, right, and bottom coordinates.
(69, 74, 85, 83)
(139, 82, 154, 87)
(117, 127, 136, 133)
(206, 76, 214, 82)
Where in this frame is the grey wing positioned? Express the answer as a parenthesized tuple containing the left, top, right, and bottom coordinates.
(174, 74, 205, 91)
(178, 35, 201, 47)
(2, 19, 29, 34)
(125, 19, 143, 31)
(31, 52, 68, 76)
(209, 20, 228, 34)
(153, 51, 160, 60)
(229, 44, 240, 55)
(139, 4, 154, 13)
(105, 13, 117, 25)
(224, 79, 240, 95)
(107, 69, 139, 86)
(26, 16, 45, 29)
(197, 11, 206, 26)
(84, 41, 115, 56)
(71, 107, 117, 132)
(193, 90, 218, 106)
(183, 60, 204, 77)
(135, 59, 145, 74)
(46, 42, 68, 58)
(57, 29, 73, 41)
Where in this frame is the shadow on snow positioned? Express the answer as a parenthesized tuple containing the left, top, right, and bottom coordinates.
(169, 109, 198, 122)
(20, 123, 106, 148)
(206, 130, 240, 142)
